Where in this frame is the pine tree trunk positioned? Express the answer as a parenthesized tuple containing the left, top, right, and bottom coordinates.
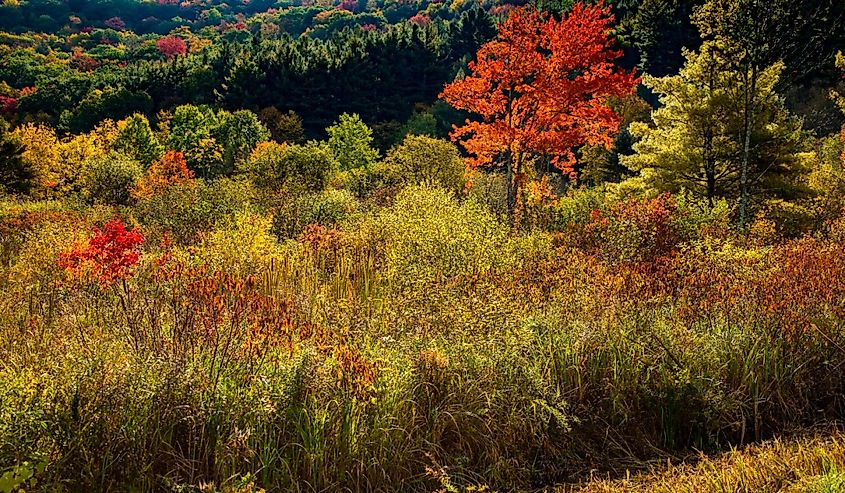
(739, 63, 757, 229)
(739, 0, 761, 229)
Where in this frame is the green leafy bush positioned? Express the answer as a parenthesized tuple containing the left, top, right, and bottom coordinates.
(327, 113, 379, 171)
(376, 135, 466, 193)
(80, 151, 142, 205)
(134, 177, 256, 243)
(272, 188, 359, 239)
(245, 141, 337, 192)
(112, 113, 163, 167)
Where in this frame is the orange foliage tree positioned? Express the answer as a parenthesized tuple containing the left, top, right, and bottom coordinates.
(132, 150, 195, 199)
(440, 3, 637, 211)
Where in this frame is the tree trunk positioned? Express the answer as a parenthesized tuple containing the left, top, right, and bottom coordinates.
(739, 61, 757, 229)
(505, 149, 515, 215)
(706, 172, 716, 209)
(739, 0, 761, 229)
(704, 123, 715, 208)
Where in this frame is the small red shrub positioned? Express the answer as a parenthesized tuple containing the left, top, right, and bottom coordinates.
(58, 218, 145, 288)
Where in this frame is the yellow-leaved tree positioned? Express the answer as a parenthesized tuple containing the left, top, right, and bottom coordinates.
(60, 122, 117, 195)
(12, 123, 62, 197)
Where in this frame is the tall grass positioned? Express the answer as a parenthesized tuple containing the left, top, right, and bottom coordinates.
(1, 188, 844, 491)
(563, 432, 845, 493)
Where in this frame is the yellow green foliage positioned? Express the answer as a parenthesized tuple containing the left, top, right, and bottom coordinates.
(244, 141, 336, 191)
(195, 211, 281, 275)
(80, 151, 143, 205)
(624, 40, 808, 209)
(11, 123, 62, 196)
(7, 220, 85, 287)
(378, 135, 467, 193)
(359, 186, 541, 285)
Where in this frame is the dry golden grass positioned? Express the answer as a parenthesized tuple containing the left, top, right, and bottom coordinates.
(562, 432, 845, 493)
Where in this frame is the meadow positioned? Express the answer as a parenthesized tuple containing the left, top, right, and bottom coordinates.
(1, 178, 844, 491)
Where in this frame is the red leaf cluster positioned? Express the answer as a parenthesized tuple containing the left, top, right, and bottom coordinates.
(0, 95, 16, 115)
(71, 48, 101, 71)
(58, 218, 145, 288)
(672, 237, 845, 335)
(584, 193, 680, 263)
(156, 35, 187, 59)
(409, 13, 430, 27)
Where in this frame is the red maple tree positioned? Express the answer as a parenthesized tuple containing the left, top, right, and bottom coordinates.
(440, 2, 637, 210)
(156, 35, 188, 59)
(0, 95, 16, 115)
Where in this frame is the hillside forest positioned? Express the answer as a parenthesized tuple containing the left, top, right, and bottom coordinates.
(2, 0, 845, 491)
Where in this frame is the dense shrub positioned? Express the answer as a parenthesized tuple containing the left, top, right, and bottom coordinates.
(133, 177, 256, 243)
(57, 217, 144, 288)
(331, 165, 377, 197)
(242, 141, 283, 189)
(244, 141, 336, 191)
(80, 151, 143, 205)
(2, 209, 86, 290)
(583, 192, 681, 263)
(271, 188, 359, 239)
(548, 186, 606, 232)
(672, 191, 733, 240)
(376, 135, 466, 193)
(196, 212, 280, 275)
(361, 186, 512, 284)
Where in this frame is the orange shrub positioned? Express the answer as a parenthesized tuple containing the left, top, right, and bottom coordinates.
(132, 150, 195, 199)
